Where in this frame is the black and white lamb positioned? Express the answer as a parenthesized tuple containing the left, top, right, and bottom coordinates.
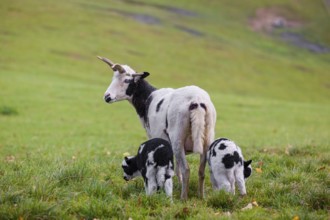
(122, 138, 174, 197)
(207, 138, 252, 195)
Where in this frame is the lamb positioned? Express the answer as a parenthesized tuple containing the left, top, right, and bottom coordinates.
(121, 138, 174, 197)
(98, 56, 216, 200)
(207, 138, 252, 195)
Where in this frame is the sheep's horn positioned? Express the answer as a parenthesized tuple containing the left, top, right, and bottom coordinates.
(97, 56, 114, 67)
(97, 56, 126, 74)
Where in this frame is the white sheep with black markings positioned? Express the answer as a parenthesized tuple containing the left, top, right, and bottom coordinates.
(98, 56, 217, 200)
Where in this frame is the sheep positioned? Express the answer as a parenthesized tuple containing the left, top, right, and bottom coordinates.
(207, 138, 252, 196)
(122, 138, 174, 197)
(97, 56, 216, 200)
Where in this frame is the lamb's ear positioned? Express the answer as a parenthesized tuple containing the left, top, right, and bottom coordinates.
(244, 160, 252, 167)
(132, 72, 150, 82)
(124, 156, 129, 163)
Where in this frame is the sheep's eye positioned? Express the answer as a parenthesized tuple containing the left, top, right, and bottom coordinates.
(124, 79, 133, 84)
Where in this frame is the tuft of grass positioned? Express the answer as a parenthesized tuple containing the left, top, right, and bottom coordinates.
(0, 106, 18, 116)
(206, 190, 238, 211)
(51, 162, 90, 186)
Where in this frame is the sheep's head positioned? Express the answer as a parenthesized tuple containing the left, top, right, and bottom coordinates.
(98, 56, 149, 103)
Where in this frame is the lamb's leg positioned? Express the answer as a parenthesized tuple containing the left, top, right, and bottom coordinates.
(235, 168, 247, 196)
(145, 165, 157, 196)
(146, 176, 157, 195)
(156, 166, 166, 190)
(209, 169, 218, 189)
(164, 163, 174, 197)
(214, 172, 231, 192)
(227, 169, 236, 195)
(164, 178, 173, 197)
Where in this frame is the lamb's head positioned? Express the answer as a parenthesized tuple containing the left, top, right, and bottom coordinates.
(98, 56, 149, 103)
(121, 156, 140, 181)
(243, 160, 252, 179)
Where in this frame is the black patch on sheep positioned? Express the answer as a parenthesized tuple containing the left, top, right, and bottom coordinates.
(164, 129, 169, 139)
(131, 79, 156, 127)
(200, 103, 207, 111)
(144, 176, 148, 187)
(212, 147, 217, 157)
(189, 103, 198, 110)
(165, 174, 171, 180)
(125, 79, 136, 96)
(156, 99, 164, 112)
(153, 145, 173, 167)
(147, 160, 154, 166)
(219, 143, 227, 150)
(222, 151, 242, 169)
(209, 138, 227, 150)
(208, 138, 230, 152)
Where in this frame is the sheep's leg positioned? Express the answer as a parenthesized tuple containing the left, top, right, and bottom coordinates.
(198, 152, 207, 198)
(174, 146, 190, 200)
(175, 161, 182, 184)
(168, 105, 191, 200)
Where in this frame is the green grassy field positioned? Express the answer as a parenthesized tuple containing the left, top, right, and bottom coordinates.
(1, 0, 329, 219)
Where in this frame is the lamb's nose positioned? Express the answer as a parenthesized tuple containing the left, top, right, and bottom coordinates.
(104, 94, 112, 103)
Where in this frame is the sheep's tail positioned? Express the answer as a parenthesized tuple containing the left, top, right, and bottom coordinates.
(189, 102, 208, 154)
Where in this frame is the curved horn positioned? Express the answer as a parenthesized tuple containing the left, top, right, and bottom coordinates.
(97, 56, 114, 67)
(97, 56, 126, 74)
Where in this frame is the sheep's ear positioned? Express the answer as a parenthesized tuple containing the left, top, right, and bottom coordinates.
(124, 156, 129, 162)
(112, 64, 126, 74)
(133, 72, 150, 82)
(244, 160, 252, 167)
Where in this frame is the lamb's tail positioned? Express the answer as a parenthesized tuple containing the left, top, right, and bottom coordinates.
(189, 102, 208, 154)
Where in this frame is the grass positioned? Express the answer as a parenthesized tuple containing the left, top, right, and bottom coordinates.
(0, 0, 329, 219)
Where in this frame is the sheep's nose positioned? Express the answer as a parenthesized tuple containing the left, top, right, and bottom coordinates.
(123, 176, 129, 181)
(104, 94, 112, 103)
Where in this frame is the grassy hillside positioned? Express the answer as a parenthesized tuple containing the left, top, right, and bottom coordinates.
(0, 0, 329, 219)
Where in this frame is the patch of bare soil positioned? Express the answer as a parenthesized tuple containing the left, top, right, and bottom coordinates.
(249, 6, 303, 33)
(249, 6, 329, 53)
